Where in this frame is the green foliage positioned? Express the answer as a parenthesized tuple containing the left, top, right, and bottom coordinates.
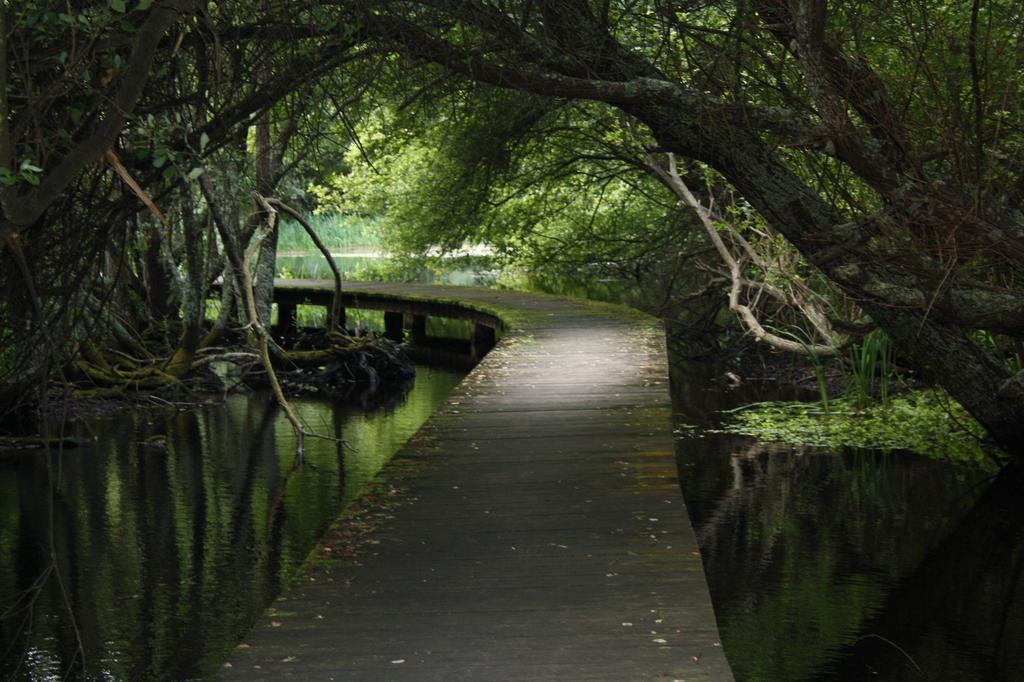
(318, 92, 700, 293)
(0, 161, 44, 186)
(718, 390, 998, 468)
(3, 0, 1022, 458)
(0, 346, 13, 379)
(773, 328, 834, 411)
(972, 329, 1024, 374)
(296, 304, 325, 327)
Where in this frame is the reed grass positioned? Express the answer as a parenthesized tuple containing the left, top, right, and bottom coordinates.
(845, 329, 892, 409)
(276, 212, 380, 253)
(773, 327, 832, 413)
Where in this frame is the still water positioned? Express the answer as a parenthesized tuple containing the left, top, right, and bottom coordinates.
(671, 360, 1024, 681)
(0, 366, 463, 680)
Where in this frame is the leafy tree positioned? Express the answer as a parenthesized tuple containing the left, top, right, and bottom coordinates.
(3, 0, 1024, 460)
(323, 0, 1024, 457)
(0, 0, 369, 415)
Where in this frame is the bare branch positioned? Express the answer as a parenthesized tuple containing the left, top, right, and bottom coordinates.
(268, 199, 345, 330)
(649, 153, 843, 356)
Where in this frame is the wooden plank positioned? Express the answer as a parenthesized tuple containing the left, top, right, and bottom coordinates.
(222, 283, 732, 681)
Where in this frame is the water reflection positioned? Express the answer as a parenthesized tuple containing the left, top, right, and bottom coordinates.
(672, 364, 1024, 681)
(0, 366, 463, 680)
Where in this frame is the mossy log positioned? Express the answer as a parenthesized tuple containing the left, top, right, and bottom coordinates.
(73, 358, 179, 389)
(0, 436, 90, 453)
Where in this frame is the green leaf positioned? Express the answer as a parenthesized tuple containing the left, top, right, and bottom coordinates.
(199, 132, 210, 151)
(111, 0, 126, 13)
(186, 167, 205, 181)
(136, 0, 154, 10)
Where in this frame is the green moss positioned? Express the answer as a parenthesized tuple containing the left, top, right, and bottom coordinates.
(715, 389, 1001, 469)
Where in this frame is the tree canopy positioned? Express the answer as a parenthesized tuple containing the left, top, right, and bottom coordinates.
(2, 0, 1023, 456)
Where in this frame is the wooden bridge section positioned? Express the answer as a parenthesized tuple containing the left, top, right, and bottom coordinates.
(223, 282, 732, 680)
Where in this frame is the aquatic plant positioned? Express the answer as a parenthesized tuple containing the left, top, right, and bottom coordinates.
(771, 327, 833, 412)
(844, 329, 893, 409)
(717, 389, 999, 468)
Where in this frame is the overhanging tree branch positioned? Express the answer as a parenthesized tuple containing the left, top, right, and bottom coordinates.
(649, 152, 844, 356)
(1, 0, 193, 233)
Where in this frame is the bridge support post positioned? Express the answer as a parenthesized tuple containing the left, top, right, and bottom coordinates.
(384, 311, 405, 342)
(277, 302, 298, 336)
(406, 314, 427, 345)
(471, 323, 496, 360)
(331, 307, 347, 332)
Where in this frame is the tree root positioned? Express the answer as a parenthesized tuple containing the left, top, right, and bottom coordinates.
(226, 331, 413, 400)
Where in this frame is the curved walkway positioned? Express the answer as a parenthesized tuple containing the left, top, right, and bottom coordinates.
(223, 282, 732, 681)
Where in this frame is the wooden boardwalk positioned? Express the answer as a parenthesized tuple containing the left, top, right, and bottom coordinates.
(223, 283, 732, 681)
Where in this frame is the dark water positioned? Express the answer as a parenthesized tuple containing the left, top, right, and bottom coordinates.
(0, 366, 463, 680)
(670, 361, 1024, 681)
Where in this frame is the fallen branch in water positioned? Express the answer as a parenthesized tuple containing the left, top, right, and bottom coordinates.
(0, 436, 90, 452)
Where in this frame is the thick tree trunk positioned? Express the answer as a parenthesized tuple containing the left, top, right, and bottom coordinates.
(144, 223, 175, 321)
(646, 119, 1024, 457)
(866, 307, 1024, 458)
(252, 108, 278, 328)
(252, 222, 278, 327)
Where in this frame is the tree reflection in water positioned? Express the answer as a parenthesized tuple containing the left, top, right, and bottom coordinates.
(0, 366, 462, 680)
(675, 402, 1024, 681)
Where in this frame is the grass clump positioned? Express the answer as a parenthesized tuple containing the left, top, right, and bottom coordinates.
(717, 389, 1000, 469)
